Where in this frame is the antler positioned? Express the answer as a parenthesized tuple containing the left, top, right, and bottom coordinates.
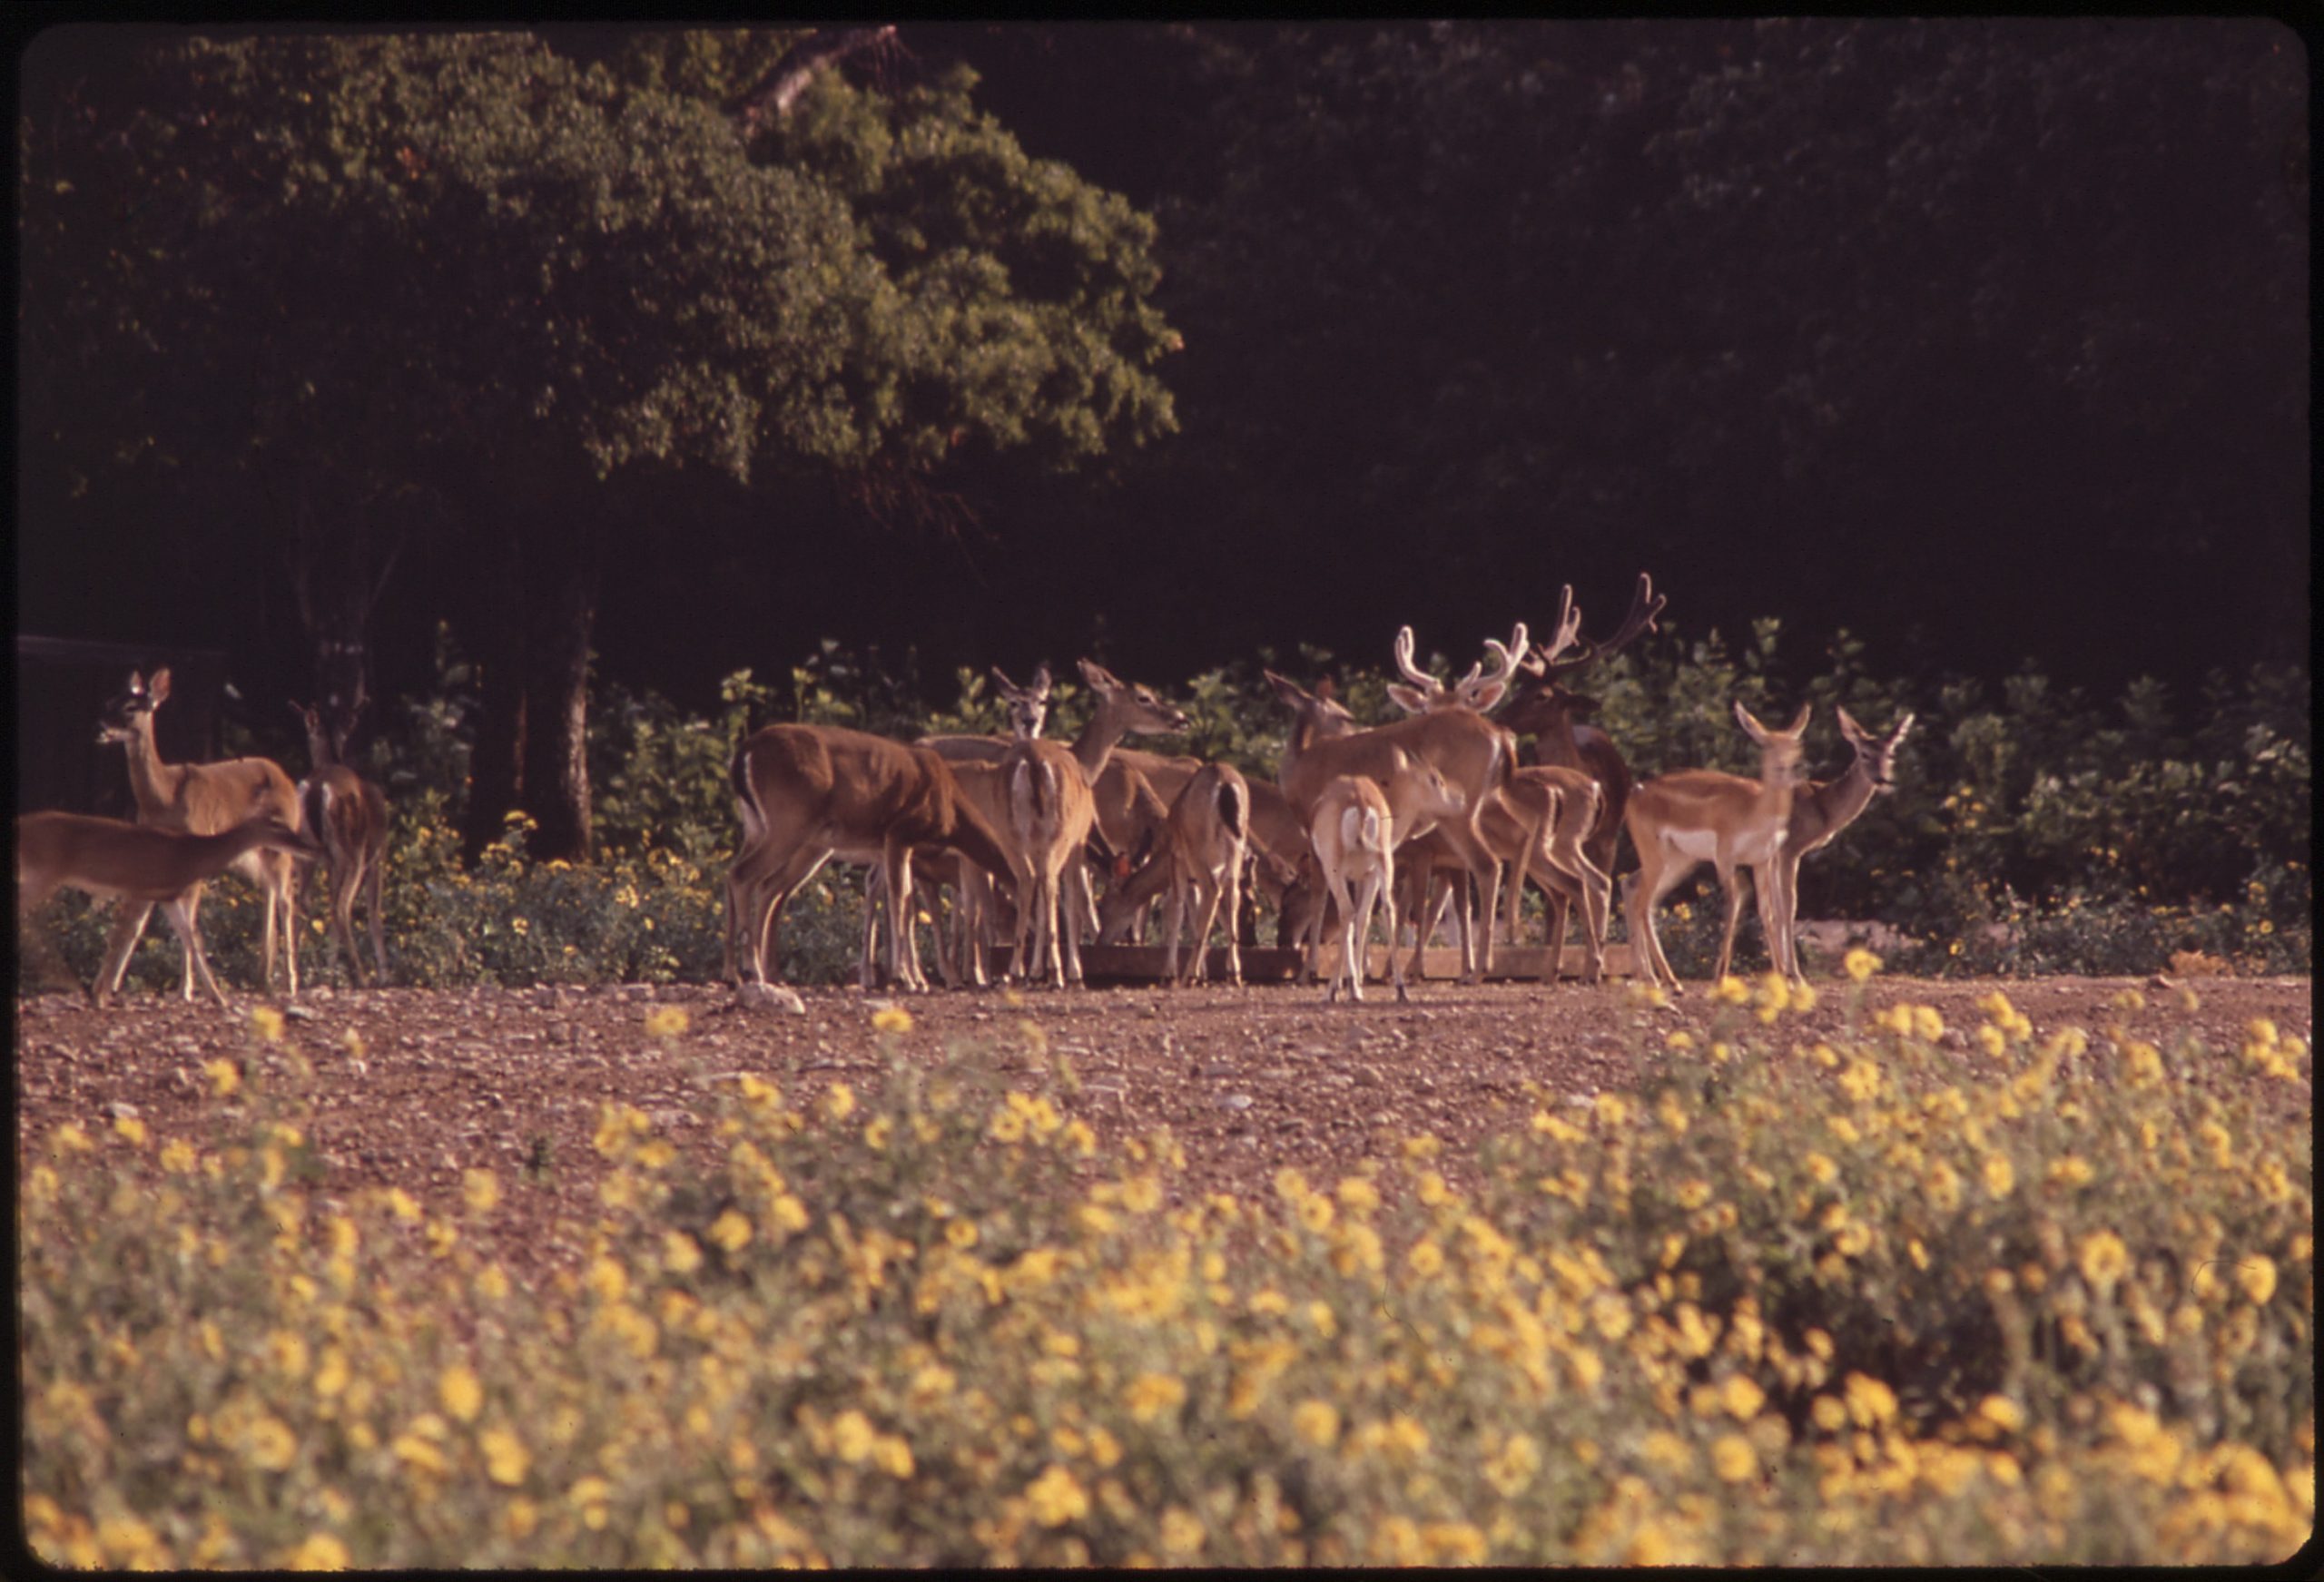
(1533, 573, 1664, 679)
(1520, 587, 1583, 675)
(1392, 625, 1437, 690)
(1479, 622, 1530, 688)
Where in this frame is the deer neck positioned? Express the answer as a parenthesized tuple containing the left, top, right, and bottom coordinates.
(118, 719, 191, 820)
(1750, 755, 1800, 836)
(1791, 758, 1877, 852)
(1068, 703, 1130, 784)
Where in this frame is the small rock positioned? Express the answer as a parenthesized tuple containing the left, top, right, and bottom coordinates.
(284, 1003, 319, 1022)
(1218, 1093, 1254, 1111)
(738, 983, 808, 1015)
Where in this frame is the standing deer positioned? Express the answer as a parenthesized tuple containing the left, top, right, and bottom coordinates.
(1712, 707, 1916, 983)
(1152, 762, 1255, 987)
(724, 725, 1019, 991)
(97, 669, 304, 998)
(1265, 637, 1521, 983)
(18, 795, 321, 1007)
(290, 700, 391, 987)
(920, 662, 1190, 964)
(1624, 702, 1813, 992)
(1305, 752, 1468, 1003)
(1500, 574, 1666, 973)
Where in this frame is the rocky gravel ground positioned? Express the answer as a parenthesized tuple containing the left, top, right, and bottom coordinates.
(15, 974, 2310, 1287)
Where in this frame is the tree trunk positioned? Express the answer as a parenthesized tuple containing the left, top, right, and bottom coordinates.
(519, 532, 600, 863)
(461, 528, 528, 864)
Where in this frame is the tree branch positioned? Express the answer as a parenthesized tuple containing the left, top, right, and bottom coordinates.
(734, 25, 897, 133)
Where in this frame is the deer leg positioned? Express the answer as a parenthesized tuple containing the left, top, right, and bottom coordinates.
(366, 840, 389, 987)
(1219, 854, 1245, 987)
(1061, 852, 1088, 987)
(860, 867, 886, 990)
(276, 850, 300, 998)
(95, 899, 156, 999)
(159, 896, 231, 1008)
(1773, 854, 1806, 983)
(1712, 861, 1750, 983)
(743, 843, 832, 987)
(1376, 861, 1404, 1004)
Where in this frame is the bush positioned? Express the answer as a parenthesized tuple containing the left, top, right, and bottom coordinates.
(20, 988, 2311, 1566)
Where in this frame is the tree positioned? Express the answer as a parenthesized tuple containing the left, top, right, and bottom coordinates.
(20, 25, 1179, 859)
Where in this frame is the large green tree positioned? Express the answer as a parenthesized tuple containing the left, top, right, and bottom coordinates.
(20, 25, 1177, 858)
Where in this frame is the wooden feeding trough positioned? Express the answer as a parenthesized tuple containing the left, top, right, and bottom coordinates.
(990, 942, 1636, 985)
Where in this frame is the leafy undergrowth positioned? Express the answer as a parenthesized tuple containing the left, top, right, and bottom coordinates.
(19, 971, 2313, 1567)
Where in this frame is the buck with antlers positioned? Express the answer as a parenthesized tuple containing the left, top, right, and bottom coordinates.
(724, 724, 1019, 991)
(1624, 701, 1814, 992)
(1499, 573, 1666, 968)
(1265, 630, 1524, 984)
(1709, 707, 1916, 983)
(18, 796, 321, 1007)
(97, 669, 306, 998)
(290, 700, 391, 987)
(1380, 621, 1614, 980)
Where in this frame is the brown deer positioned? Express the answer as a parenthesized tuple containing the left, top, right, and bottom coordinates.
(19, 796, 321, 1007)
(97, 669, 305, 998)
(724, 725, 1019, 991)
(1499, 574, 1666, 962)
(1305, 753, 1468, 1003)
(1624, 702, 1813, 992)
(1712, 707, 1916, 982)
(290, 700, 391, 987)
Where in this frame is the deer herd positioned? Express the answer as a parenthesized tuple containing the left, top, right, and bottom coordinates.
(16, 575, 1916, 1010)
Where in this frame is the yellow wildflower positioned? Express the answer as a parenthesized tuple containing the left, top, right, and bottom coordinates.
(250, 1006, 285, 1043)
(1843, 948, 1881, 981)
(462, 1169, 500, 1215)
(1292, 1400, 1341, 1448)
(2237, 1256, 2278, 1305)
(205, 1058, 241, 1096)
(708, 1210, 752, 1253)
(1124, 1373, 1187, 1425)
(871, 1005, 914, 1035)
(1024, 1464, 1090, 1528)
(645, 1005, 689, 1039)
(481, 1426, 530, 1487)
(1710, 1433, 1759, 1483)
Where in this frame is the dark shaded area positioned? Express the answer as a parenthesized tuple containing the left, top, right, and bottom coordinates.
(16, 20, 2309, 733)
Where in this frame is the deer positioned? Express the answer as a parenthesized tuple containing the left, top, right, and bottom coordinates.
(18, 794, 322, 1007)
(1265, 635, 1524, 985)
(1499, 573, 1666, 968)
(1305, 752, 1469, 1004)
(919, 661, 1190, 958)
(1623, 701, 1814, 992)
(289, 700, 390, 987)
(724, 724, 1019, 992)
(1147, 762, 1256, 987)
(1384, 619, 1622, 978)
(1709, 707, 1916, 984)
(96, 668, 305, 999)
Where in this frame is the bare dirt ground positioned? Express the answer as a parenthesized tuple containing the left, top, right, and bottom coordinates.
(15, 974, 2311, 1287)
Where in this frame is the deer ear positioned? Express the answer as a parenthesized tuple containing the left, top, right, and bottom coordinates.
(1077, 658, 1119, 692)
(1384, 683, 1430, 716)
(1836, 706, 1866, 743)
(1732, 700, 1767, 742)
(1263, 670, 1309, 707)
(1889, 712, 1917, 745)
(1464, 678, 1510, 712)
(1787, 703, 1813, 736)
(1030, 663, 1052, 696)
(149, 668, 173, 702)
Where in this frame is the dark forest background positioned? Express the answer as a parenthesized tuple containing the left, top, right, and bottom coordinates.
(16, 20, 2309, 853)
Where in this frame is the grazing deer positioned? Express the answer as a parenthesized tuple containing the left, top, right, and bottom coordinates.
(1306, 754, 1467, 1003)
(1500, 575, 1664, 962)
(97, 669, 305, 998)
(724, 725, 1018, 991)
(290, 700, 390, 987)
(18, 798, 321, 1007)
(1712, 707, 1916, 983)
(1265, 644, 1521, 983)
(1624, 702, 1813, 992)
